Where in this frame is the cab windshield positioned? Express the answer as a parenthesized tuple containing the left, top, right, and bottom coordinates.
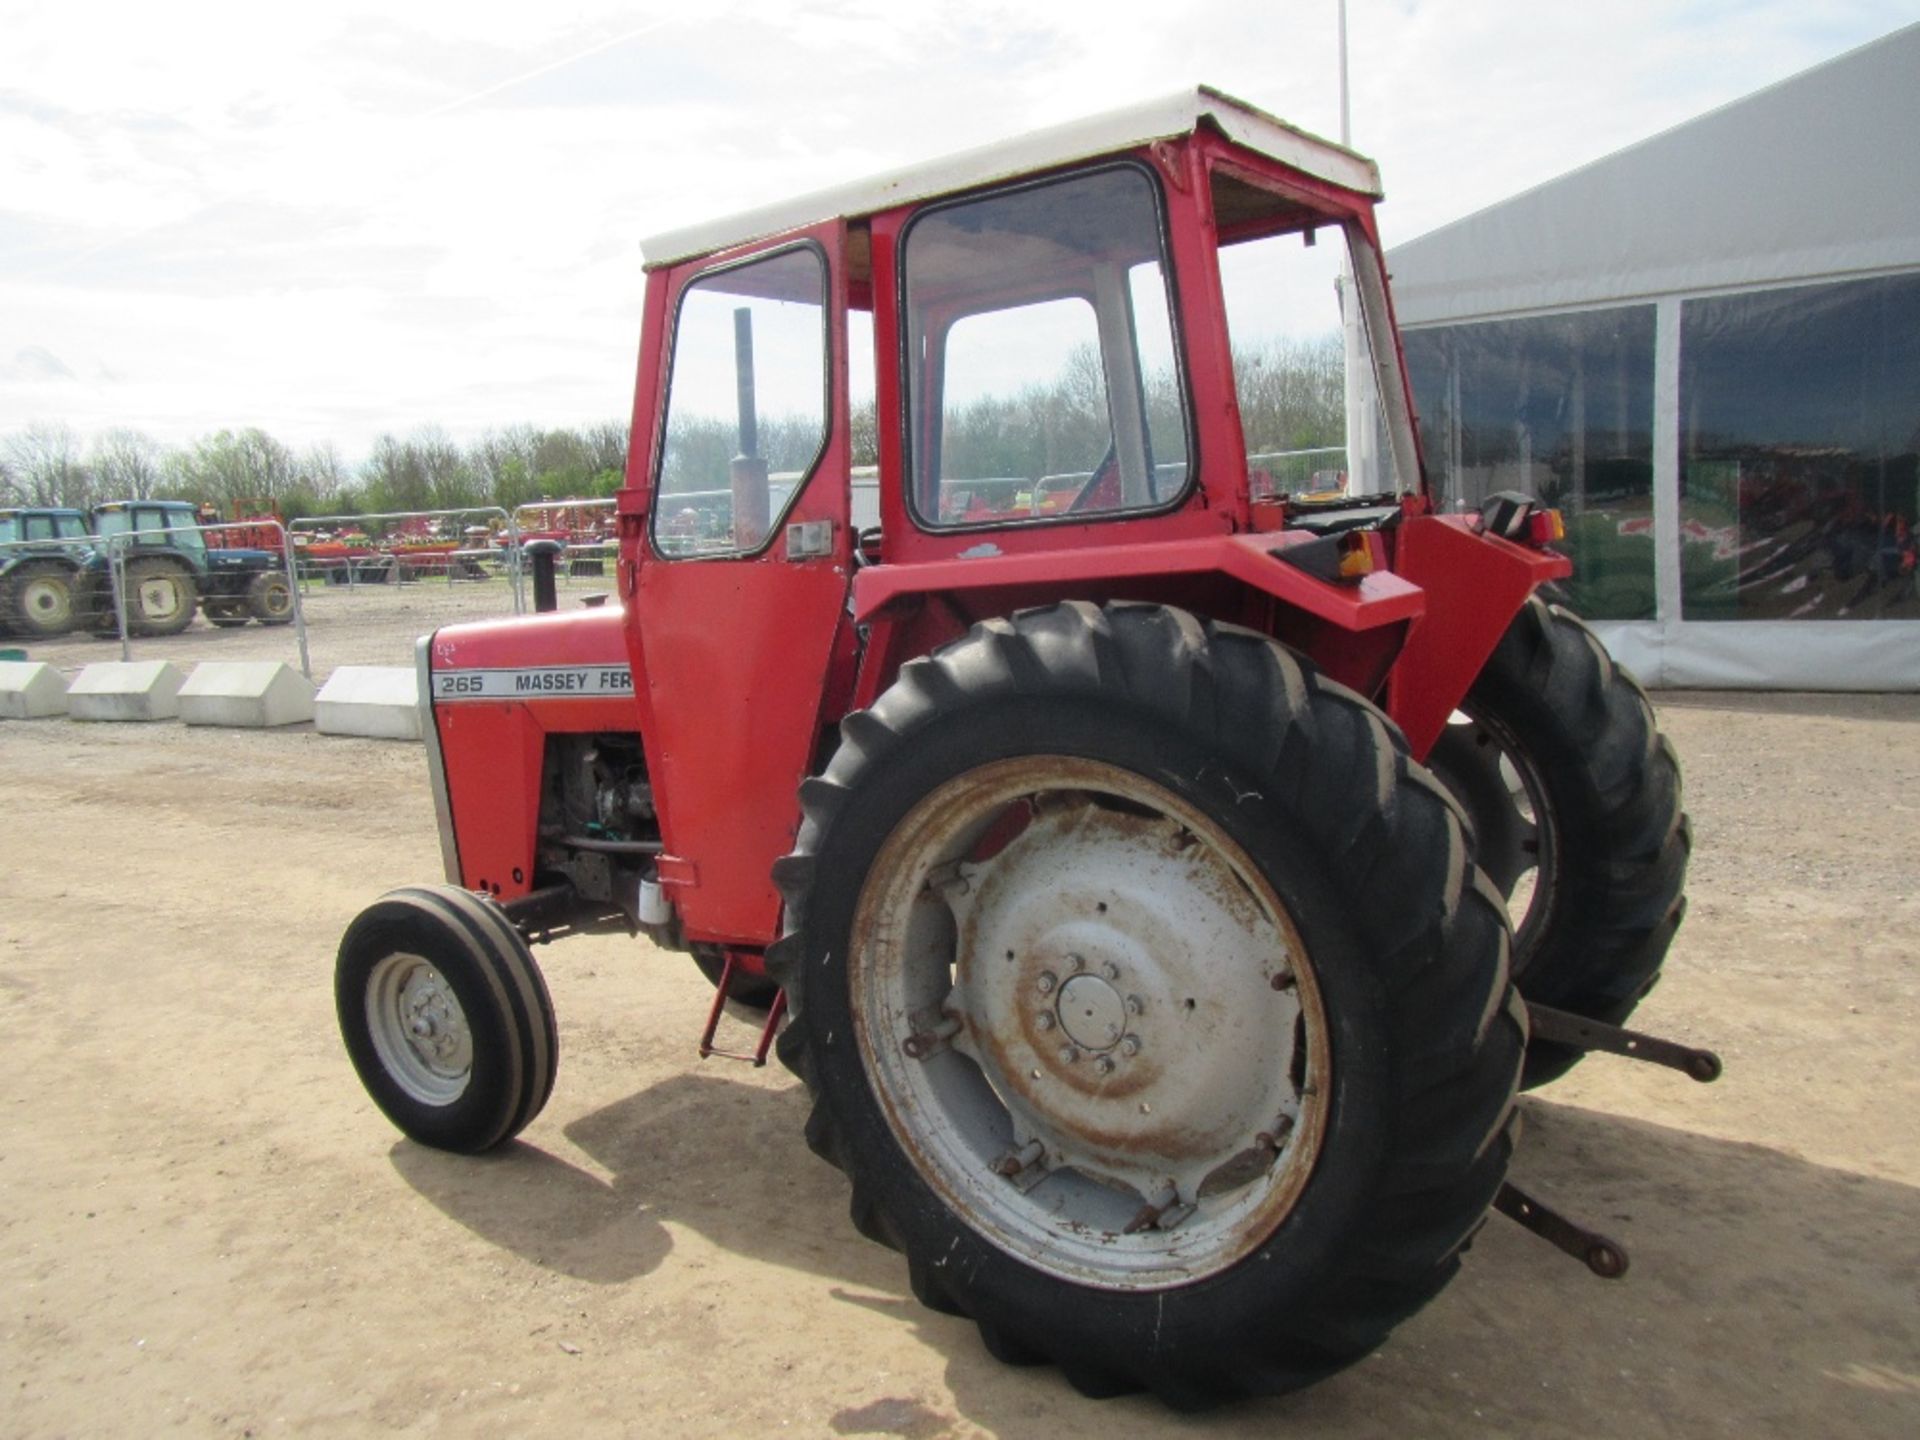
(94, 508, 208, 554)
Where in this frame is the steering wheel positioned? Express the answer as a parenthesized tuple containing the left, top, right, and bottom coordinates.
(1065, 446, 1123, 516)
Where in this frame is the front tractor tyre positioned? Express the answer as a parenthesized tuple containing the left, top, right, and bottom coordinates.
(247, 570, 295, 625)
(2, 562, 78, 638)
(769, 602, 1525, 1406)
(203, 598, 250, 628)
(123, 557, 196, 636)
(336, 885, 559, 1153)
(1426, 597, 1689, 1088)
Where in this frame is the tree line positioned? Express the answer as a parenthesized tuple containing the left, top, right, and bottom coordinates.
(0, 422, 630, 525)
(1, 335, 1346, 522)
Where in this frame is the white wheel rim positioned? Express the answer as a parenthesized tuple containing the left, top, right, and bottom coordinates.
(137, 576, 185, 621)
(1442, 709, 1554, 956)
(366, 953, 473, 1105)
(850, 756, 1330, 1291)
(22, 577, 71, 625)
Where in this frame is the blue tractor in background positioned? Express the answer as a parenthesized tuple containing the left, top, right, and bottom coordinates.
(0, 500, 294, 638)
(0, 506, 94, 638)
(80, 500, 293, 636)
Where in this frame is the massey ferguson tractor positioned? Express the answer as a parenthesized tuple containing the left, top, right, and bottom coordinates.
(335, 89, 1707, 1407)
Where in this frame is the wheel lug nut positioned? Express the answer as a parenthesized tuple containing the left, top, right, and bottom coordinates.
(1120, 1035, 1142, 1057)
(1057, 1044, 1080, 1065)
(1095, 1056, 1116, 1076)
(1035, 1012, 1056, 1032)
(1100, 961, 1120, 981)
(1066, 953, 1085, 973)
(1036, 971, 1057, 995)
(1126, 994, 1144, 1016)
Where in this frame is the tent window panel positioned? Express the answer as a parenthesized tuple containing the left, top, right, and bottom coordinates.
(1679, 272, 1920, 621)
(1402, 305, 1656, 621)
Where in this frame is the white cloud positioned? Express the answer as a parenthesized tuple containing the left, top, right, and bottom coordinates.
(0, 0, 1912, 463)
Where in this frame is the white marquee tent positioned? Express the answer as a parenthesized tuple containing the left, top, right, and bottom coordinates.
(1386, 24, 1920, 688)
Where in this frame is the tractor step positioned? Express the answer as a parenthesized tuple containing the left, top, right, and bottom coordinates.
(1526, 1002, 1723, 1083)
(1493, 1181, 1629, 1279)
(698, 951, 786, 1066)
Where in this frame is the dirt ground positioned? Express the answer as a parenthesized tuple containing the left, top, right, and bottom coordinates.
(1, 691, 1916, 1438)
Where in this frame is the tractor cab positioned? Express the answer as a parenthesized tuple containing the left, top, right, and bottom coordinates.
(0, 507, 92, 548)
(91, 500, 211, 560)
(628, 88, 1419, 562)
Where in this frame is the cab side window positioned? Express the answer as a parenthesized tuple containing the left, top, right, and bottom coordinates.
(653, 246, 829, 558)
(902, 165, 1191, 529)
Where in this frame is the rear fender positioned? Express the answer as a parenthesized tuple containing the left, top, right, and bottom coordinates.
(423, 606, 644, 900)
(849, 530, 1427, 705)
(1384, 513, 1573, 759)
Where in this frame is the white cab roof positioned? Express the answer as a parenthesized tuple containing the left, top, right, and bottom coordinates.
(641, 86, 1381, 269)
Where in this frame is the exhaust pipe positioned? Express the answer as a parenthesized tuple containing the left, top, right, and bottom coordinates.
(524, 538, 562, 612)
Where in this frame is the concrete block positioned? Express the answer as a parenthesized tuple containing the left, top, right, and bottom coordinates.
(314, 666, 421, 741)
(0, 661, 70, 719)
(68, 661, 187, 722)
(178, 661, 316, 728)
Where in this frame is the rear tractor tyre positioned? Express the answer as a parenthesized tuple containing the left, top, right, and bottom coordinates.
(246, 570, 295, 625)
(1426, 597, 1688, 1089)
(770, 601, 1525, 1406)
(123, 557, 195, 637)
(3, 562, 77, 638)
(336, 885, 559, 1153)
(72, 571, 118, 635)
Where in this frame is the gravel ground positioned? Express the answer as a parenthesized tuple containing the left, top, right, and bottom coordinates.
(0, 691, 1916, 1438)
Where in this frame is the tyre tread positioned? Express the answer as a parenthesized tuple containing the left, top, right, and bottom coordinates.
(1466, 599, 1690, 1086)
(336, 884, 556, 1153)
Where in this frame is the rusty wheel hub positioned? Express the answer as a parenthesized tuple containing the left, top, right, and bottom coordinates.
(850, 756, 1330, 1290)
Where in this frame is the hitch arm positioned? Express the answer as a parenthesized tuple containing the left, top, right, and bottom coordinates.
(1494, 1182, 1629, 1279)
(1527, 1002, 1723, 1083)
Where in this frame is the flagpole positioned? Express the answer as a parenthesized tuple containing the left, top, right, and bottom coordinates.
(1338, 0, 1351, 147)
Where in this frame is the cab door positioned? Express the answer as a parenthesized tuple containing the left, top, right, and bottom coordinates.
(630, 223, 855, 946)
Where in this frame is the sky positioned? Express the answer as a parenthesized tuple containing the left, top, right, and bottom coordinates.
(2, 0, 1913, 466)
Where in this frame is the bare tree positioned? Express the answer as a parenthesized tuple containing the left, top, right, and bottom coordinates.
(584, 420, 629, 478)
(91, 428, 166, 500)
(2, 423, 92, 507)
(294, 442, 348, 503)
(414, 426, 481, 511)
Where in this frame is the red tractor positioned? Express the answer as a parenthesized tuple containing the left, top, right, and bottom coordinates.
(336, 89, 1703, 1406)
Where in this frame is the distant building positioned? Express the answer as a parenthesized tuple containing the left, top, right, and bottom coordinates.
(1387, 24, 1920, 687)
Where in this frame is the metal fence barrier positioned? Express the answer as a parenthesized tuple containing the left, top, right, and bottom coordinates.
(4, 501, 625, 685)
(1, 519, 311, 677)
(289, 506, 527, 615)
